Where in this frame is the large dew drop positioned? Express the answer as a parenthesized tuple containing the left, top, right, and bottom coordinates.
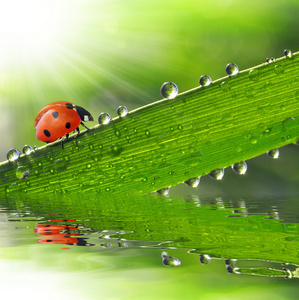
(117, 106, 128, 117)
(225, 63, 239, 76)
(209, 168, 225, 180)
(160, 82, 178, 99)
(161, 252, 181, 267)
(7, 148, 20, 162)
(199, 75, 212, 87)
(231, 161, 247, 175)
(98, 112, 112, 125)
(16, 166, 30, 180)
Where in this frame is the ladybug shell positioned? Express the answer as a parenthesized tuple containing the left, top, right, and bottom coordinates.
(35, 101, 82, 143)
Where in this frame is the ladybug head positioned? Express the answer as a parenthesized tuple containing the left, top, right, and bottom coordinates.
(76, 106, 94, 122)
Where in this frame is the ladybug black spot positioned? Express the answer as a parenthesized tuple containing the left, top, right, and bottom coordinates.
(66, 103, 73, 109)
(51, 111, 59, 118)
(65, 122, 71, 129)
(44, 129, 51, 137)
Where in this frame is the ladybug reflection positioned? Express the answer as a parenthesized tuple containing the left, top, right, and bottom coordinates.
(34, 221, 93, 246)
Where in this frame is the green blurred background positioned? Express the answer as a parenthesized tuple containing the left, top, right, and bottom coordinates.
(0, 0, 299, 160)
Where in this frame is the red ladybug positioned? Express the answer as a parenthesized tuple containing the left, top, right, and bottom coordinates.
(34, 101, 93, 144)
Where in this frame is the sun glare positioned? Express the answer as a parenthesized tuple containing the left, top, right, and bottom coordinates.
(0, 0, 68, 65)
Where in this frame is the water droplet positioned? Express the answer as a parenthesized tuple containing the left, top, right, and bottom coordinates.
(54, 159, 68, 172)
(231, 161, 247, 175)
(184, 176, 201, 188)
(225, 63, 239, 76)
(22, 145, 33, 155)
(266, 57, 275, 63)
(145, 130, 151, 137)
(117, 106, 128, 117)
(284, 49, 292, 58)
(199, 75, 212, 87)
(248, 69, 260, 81)
(267, 148, 279, 159)
(282, 117, 297, 130)
(98, 112, 112, 125)
(142, 177, 148, 182)
(161, 252, 181, 267)
(109, 144, 123, 156)
(199, 254, 212, 265)
(160, 82, 178, 99)
(16, 166, 30, 180)
(263, 128, 272, 135)
(7, 148, 20, 162)
(274, 64, 284, 75)
(209, 168, 225, 180)
(156, 187, 170, 195)
(220, 81, 231, 92)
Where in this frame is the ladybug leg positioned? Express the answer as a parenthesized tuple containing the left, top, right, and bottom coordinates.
(61, 133, 69, 149)
(80, 122, 90, 131)
(73, 127, 80, 145)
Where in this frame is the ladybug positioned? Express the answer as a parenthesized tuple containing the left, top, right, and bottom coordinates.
(34, 101, 93, 146)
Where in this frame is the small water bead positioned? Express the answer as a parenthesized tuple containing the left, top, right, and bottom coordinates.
(117, 106, 128, 117)
(199, 75, 212, 87)
(282, 117, 297, 130)
(161, 252, 181, 267)
(22, 145, 33, 155)
(274, 64, 284, 75)
(16, 166, 30, 180)
(54, 159, 68, 172)
(284, 49, 292, 58)
(231, 161, 247, 175)
(266, 57, 275, 63)
(98, 112, 112, 125)
(267, 148, 279, 159)
(7, 148, 20, 162)
(109, 144, 123, 156)
(225, 63, 239, 76)
(209, 168, 225, 180)
(160, 82, 178, 99)
(156, 186, 170, 196)
(220, 81, 231, 92)
(199, 254, 212, 265)
(184, 176, 201, 188)
(248, 69, 260, 81)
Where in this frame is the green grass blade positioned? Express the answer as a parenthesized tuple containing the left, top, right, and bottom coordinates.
(1, 52, 299, 196)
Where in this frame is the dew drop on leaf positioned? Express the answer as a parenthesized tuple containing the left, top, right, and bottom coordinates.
(156, 186, 170, 195)
(184, 176, 201, 188)
(117, 106, 128, 117)
(284, 49, 292, 58)
(160, 82, 178, 99)
(98, 112, 112, 125)
(267, 148, 279, 159)
(22, 145, 33, 155)
(209, 168, 225, 180)
(161, 252, 181, 267)
(109, 144, 123, 156)
(7, 148, 20, 162)
(274, 64, 284, 75)
(54, 159, 68, 172)
(231, 161, 247, 175)
(248, 69, 260, 81)
(199, 254, 212, 265)
(225, 63, 239, 76)
(199, 75, 212, 87)
(16, 166, 30, 180)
